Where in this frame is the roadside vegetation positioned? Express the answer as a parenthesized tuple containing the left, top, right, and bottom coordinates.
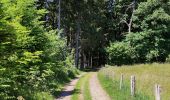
(98, 63, 170, 100)
(0, 0, 79, 99)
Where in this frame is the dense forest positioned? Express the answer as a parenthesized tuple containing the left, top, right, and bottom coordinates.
(0, 0, 170, 99)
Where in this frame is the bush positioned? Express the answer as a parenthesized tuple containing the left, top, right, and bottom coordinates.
(107, 30, 169, 65)
(32, 92, 54, 100)
(107, 0, 170, 65)
(125, 31, 167, 62)
(107, 42, 136, 65)
(0, 0, 79, 99)
(166, 55, 170, 63)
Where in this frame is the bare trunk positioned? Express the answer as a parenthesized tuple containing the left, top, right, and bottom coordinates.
(75, 21, 80, 68)
(128, 0, 136, 33)
(91, 54, 93, 68)
(58, 0, 61, 29)
(45, 0, 49, 26)
(88, 52, 90, 67)
(128, 24, 131, 33)
(128, 8, 134, 33)
(80, 51, 83, 69)
(83, 52, 86, 68)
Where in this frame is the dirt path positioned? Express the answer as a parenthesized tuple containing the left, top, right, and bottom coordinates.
(55, 75, 81, 100)
(89, 72, 111, 100)
(56, 72, 110, 100)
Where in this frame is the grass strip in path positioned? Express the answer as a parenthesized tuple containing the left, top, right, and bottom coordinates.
(71, 73, 92, 100)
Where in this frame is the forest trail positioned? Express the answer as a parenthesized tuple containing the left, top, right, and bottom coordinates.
(56, 72, 110, 100)
(89, 72, 111, 100)
(55, 75, 81, 100)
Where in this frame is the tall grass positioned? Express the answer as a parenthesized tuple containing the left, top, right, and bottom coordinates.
(98, 63, 170, 100)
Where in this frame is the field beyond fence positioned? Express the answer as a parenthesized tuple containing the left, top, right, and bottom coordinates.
(98, 63, 170, 100)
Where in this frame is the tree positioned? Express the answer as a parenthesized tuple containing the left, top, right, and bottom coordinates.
(0, 0, 78, 99)
(107, 0, 170, 65)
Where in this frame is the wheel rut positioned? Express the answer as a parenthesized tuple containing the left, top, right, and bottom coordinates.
(89, 72, 111, 100)
(56, 72, 110, 100)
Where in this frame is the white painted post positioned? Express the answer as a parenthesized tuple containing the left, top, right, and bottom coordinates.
(120, 74, 123, 90)
(131, 75, 136, 96)
(155, 84, 161, 100)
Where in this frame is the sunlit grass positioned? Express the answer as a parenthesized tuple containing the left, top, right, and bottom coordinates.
(83, 73, 92, 100)
(98, 63, 170, 100)
(32, 92, 54, 100)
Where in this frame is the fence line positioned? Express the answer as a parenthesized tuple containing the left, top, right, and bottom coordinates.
(105, 73, 162, 99)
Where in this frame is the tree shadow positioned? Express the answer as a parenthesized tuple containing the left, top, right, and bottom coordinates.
(81, 67, 100, 72)
(56, 89, 80, 99)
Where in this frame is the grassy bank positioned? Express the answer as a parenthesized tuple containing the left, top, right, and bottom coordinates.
(98, 63, 170, 100)
(71, 73, 92, 100)
(32, 71, 80, 100)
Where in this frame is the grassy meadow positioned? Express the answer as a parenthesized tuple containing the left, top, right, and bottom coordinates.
(98, 63, 170, 100)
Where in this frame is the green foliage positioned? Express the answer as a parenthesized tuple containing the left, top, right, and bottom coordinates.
(107, 0, 170, 65)
(0, 0, 78, 99)
(107, 42, 135, 65)
(166, 55, 170, 63)
(107, 30, 169, 65)
(32, 92, 54, 100)
(126, 30, 168, 62)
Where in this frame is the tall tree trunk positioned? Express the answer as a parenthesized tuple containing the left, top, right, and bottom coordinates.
(45, 0, 49, 27)
(75, 21, 80, 68)
(91, 54, 93, 68)
(80, 51, 85, 69)
(88, 52, 90, 67)
(80, 51, 83, 69)
(83, 52, 86, 68)
(57, 0, 61, 29)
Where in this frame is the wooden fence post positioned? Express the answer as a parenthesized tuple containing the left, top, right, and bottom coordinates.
(131, 75, 136, 96)
(120, 74, 123, 90)
(155, 84, 161, 100)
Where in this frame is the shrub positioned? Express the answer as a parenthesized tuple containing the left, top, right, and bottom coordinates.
(107, 42, 136, 65)
(0, 0, 78, 99)
(166, 55, 170, 63)
(107, 30, 169, 65)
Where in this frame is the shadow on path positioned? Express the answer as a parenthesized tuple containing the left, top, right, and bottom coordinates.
(57, 89, 80, 99)
(55, 76, 81, 100)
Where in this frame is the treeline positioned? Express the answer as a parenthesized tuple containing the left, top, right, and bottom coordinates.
(38, 0, 116, 68)
(39, 0, 170, 67)
(107, 0, 170, 65)
(0, 0, 78, 99)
